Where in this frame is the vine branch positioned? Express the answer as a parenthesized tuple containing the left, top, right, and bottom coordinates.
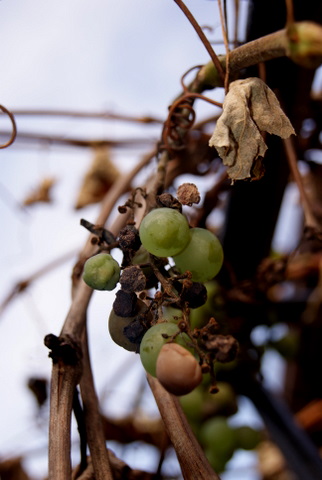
(0, 104, 17, 149)
(147, 375, 221, 480)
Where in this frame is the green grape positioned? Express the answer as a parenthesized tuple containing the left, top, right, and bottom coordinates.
(162, 306, 183, 323)
(199, 416, 237, 459)
(180, 386, 204, 421)
(139, 322, 191, 377)
(139, 207, 190, 257)
(234, 425, 262, 450)
(131, 245, 150, 265)
(209, 382, 238, 416)
(173, 228, 223, 283)
(204, 447, 231, 473)
(83, 253, 120, 291)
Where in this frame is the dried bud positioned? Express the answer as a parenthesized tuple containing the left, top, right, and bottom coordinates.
(118, 225, 141, 251)
(156, 193, 182, 210)
(177, 183, 200, 206)
(156, 343, 202, 396)
(203, 334, 238, 363)
(120, 265, 146, 292)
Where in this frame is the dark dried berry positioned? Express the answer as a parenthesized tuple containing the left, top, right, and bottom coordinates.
(118, 225, 141, 251)
(120, 265, 146, 292)
(181, 282, 208, 308)
(113, 290, 138, 317)
(123, 318, 147, 345)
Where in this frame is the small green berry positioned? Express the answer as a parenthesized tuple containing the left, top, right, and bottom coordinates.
(83, 253, 120, 291)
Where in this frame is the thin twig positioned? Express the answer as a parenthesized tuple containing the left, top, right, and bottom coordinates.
(2, 108, 163, 124)
(285, 0, 295, 26)
(217, 0, 230, 93)
(234, 0, 240, 48)
(0, 130, 156, 149)
(283, 137, 320, 229)
(0, 248, 78, 317)
(172, 0, 225, 83)
(0, 104, 17, 149)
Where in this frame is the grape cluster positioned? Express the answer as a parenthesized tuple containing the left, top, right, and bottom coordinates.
(81, 188, 236, 398)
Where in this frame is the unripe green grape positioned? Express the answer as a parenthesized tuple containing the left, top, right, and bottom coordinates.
(207, 382, 238, 417)
(139, 207, 190, 257)
(131, 245, 150, 265)
(204, 448, 230, 473)
(173, 228, 223, 283)
(162, 306, 183, 323)
(235, 425, 262, 450)
(139, 322, 191, 377)
(180, 385, 204, 421)
(200, 416, 236, 459)
(83, 253, 120, 291)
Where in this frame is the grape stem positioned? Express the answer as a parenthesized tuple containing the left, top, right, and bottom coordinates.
(147, 375, 221, 479)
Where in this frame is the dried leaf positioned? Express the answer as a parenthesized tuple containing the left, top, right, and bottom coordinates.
(75, 146, 120, 209)
(23, 177, 56, 206)
(209, 77, 295, 181)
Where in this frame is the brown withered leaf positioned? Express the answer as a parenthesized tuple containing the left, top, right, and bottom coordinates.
(209, 77, 295, 181)
(23, 177, 56, 206)
(75, 146, 120, 209)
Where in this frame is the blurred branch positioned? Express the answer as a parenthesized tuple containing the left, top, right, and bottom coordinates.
(283, 137, 321, 229)
(0, 104, 17, 149)
(3, 108, 163, 124)
(0, 248, 78, 317)
(0, 131, 156, 149)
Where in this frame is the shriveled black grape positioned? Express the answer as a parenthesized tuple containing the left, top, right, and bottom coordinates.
(120, 265, 146, 292)
(108, 310, 139, 352)
(113, 290, 138, 317)
(108, 299, 149, 352)
(181, 282, 208, 309)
